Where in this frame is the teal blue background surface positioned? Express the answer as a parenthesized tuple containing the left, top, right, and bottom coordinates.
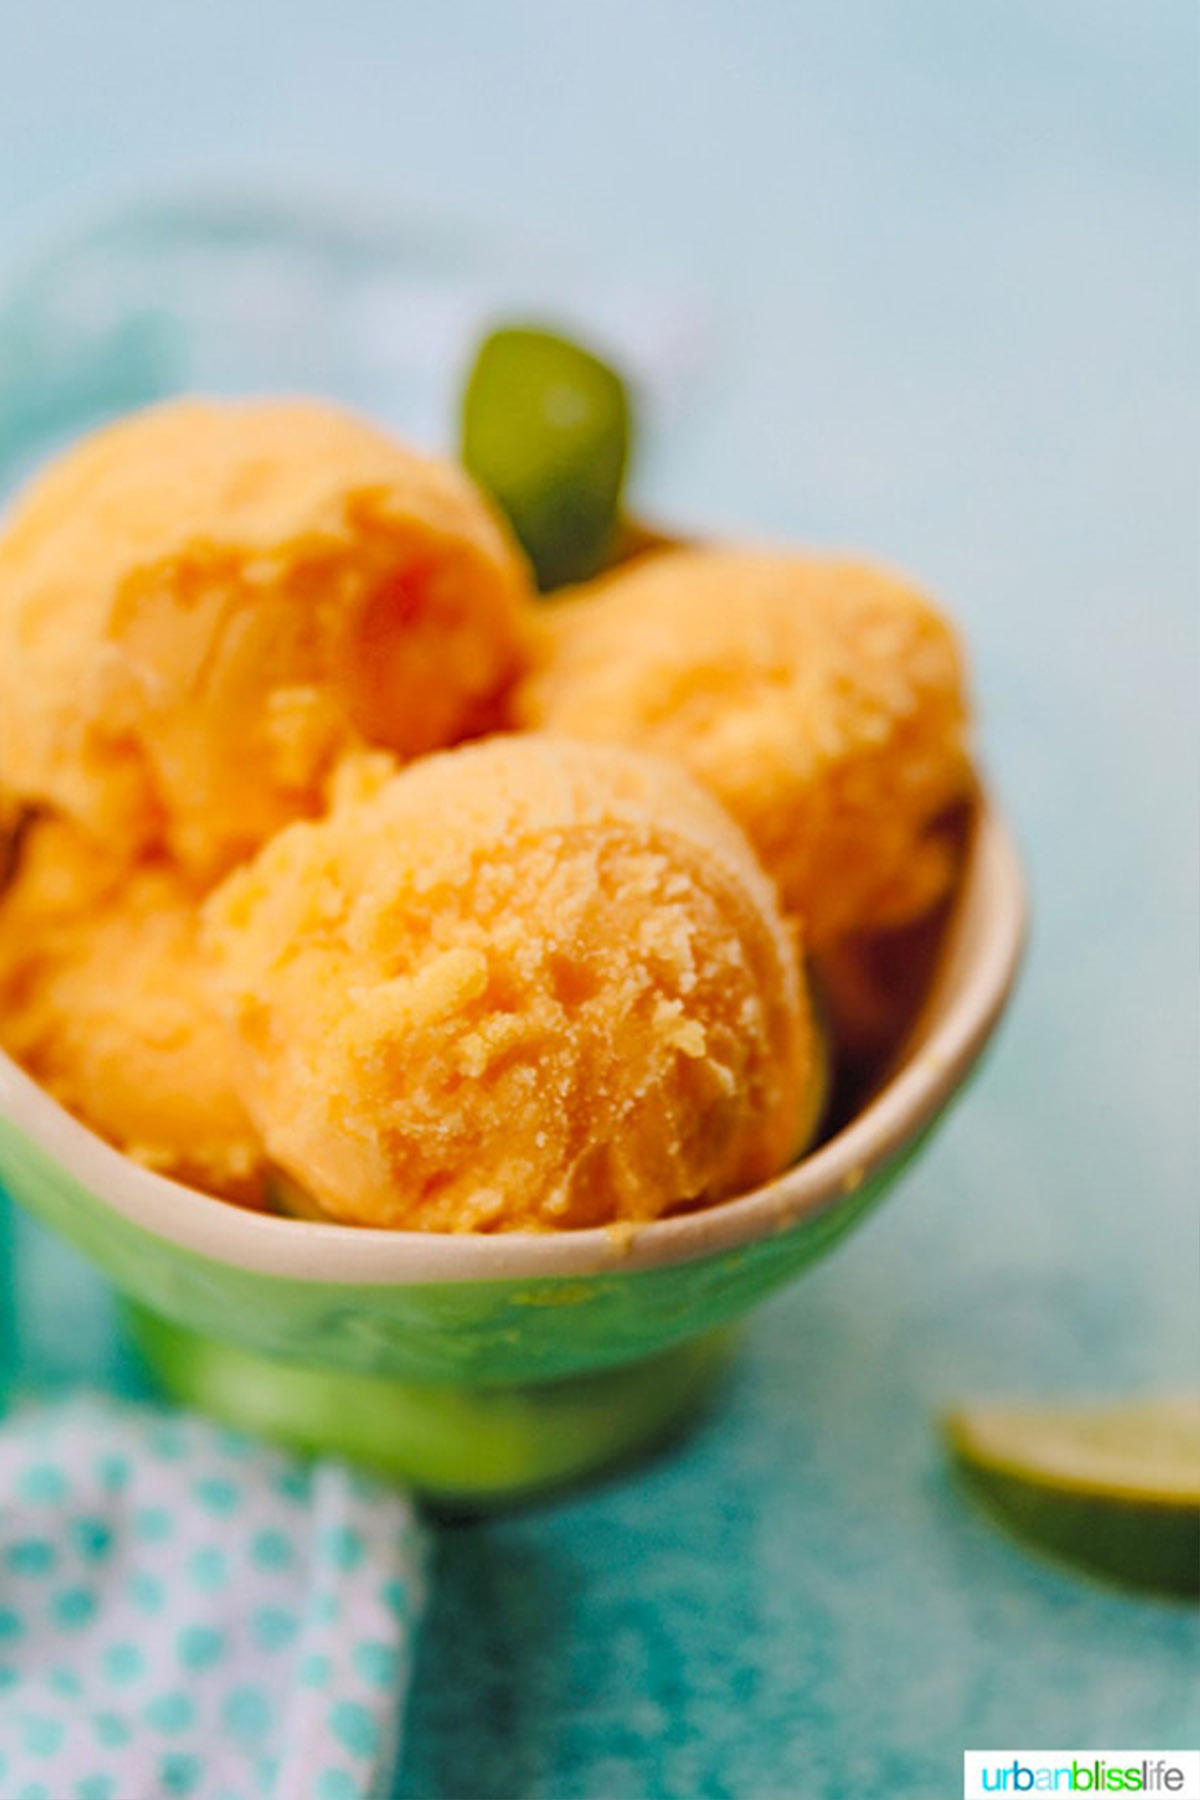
(1, 3, 1197, 1794)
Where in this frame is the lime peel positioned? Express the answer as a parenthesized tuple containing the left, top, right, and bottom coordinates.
(945, 1397, 1200, 1600)
(461, 324, 632, 592)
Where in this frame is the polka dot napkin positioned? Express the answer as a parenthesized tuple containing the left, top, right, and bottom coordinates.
(0, 1395, 429, 1799)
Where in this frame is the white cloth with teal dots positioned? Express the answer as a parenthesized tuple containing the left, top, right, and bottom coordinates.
(0, 1396, 429, 1800)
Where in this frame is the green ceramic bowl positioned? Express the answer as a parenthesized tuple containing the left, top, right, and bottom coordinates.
(0, 803, 1025, 1503)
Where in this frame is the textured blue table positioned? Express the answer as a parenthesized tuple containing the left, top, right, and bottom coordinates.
(1, 4, 1197, 1794)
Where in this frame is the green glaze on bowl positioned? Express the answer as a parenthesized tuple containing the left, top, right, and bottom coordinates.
(0, 804, 1026, 1497)
(0, 1100, 932, 1388)
(128, 1306, 738, 1504)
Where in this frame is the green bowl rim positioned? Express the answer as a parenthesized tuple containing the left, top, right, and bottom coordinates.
(0, 799, 1026, 1287)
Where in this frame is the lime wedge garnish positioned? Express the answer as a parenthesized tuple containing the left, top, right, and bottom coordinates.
(461, 324, 632, 591)
(945, 1397, 1200, 1599)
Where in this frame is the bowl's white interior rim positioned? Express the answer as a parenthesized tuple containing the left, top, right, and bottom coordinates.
(0, 803, 1026, 1286)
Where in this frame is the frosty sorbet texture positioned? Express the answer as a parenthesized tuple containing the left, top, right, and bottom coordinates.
(0, 399, 533, 880)
(205, 736, 819, 1231)
(0, 820, 263, 1201)
(517, 549, 974, 948)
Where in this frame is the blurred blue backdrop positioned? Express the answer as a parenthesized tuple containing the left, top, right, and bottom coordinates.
(0, 4, 1196, 1795)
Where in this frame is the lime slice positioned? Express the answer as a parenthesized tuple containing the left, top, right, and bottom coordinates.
(945, 1397, 1200, 1599)
(461, 324, 632, 591)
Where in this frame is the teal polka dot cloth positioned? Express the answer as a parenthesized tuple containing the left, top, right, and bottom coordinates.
(0, 1397, 429, 1798)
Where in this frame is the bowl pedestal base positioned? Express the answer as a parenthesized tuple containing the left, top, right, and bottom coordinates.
(126, 1305, 736, 1508)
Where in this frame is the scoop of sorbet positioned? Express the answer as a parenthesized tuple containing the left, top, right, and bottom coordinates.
(0, 820, 264, 1202)
(0, 399, 533, 881)
(517, 549, 975, 949)
(204, 736, 820, 1232)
